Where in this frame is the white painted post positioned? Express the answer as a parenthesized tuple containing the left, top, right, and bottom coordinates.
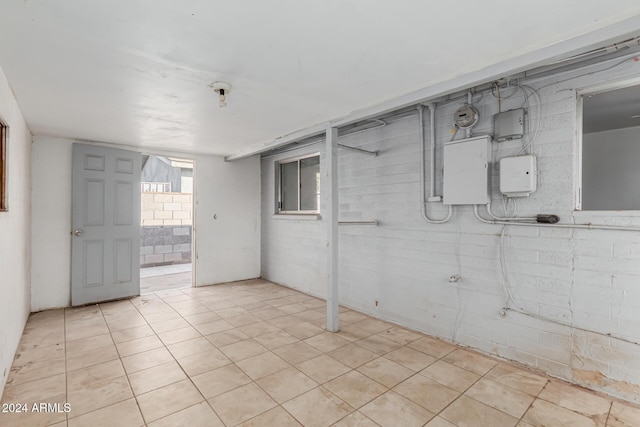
(326, 127, 339, 332)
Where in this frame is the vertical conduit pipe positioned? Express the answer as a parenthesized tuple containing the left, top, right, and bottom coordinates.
(419, 105, 453, 224)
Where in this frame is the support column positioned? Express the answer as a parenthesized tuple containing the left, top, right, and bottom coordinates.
(326, 127, 339, 332)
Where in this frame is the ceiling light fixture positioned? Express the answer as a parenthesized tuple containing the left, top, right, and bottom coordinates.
(210, 81, 231, 109)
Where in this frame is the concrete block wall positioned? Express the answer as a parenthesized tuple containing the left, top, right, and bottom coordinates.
(261, 58, 640, 403)
(141, 192, 192, 226)
(140, 192, 192, 267)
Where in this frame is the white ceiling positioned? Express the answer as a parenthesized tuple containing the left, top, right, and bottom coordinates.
(1, 1, 640, 157)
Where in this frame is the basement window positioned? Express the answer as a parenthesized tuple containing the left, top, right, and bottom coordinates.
(580, 82, 640, 211)
(0, 119, 6, 212)
(277, 153, 320, 214)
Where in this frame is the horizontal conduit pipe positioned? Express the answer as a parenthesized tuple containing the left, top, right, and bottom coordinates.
(338, 220, 378, 226)
(419, 105, 453, 224)
(485, 203, 537, 222)
(473, 205, 640, 232)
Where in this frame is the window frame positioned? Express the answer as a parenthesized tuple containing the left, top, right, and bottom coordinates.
(0, 118, 7, 212)
(276, 152, 320, 215)
(576, 77, 640, 212)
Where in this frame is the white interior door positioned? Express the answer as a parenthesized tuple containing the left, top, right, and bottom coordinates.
(71, 143, 141, 306)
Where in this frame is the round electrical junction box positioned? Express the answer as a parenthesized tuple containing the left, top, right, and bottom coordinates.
(453, 105, 479, 129)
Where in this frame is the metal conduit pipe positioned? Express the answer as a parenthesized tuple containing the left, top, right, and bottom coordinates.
(485, 202, 537, 222)
(473, 205, 640, 232)
(418, 105, 453, 224)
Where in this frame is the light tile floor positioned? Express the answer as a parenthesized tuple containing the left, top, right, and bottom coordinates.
(140, 264, 192, 294)
(2, 279, 639, 427)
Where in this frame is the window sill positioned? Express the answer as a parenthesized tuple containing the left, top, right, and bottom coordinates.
(272, 213, 321, 221)
(573, 210, 640, 218)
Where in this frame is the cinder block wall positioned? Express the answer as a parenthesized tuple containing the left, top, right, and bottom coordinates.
(261, 58, 640, 402)
(141, 192, 192, 266)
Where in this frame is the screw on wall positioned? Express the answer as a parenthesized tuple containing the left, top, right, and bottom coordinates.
(375, 300, 379, 307)
(499, 309, 507, 318)
(213, 213, 217, 220)
(449, 274, 462, 283)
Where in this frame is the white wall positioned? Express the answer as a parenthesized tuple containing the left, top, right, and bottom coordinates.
(31, 138, 261, 310)
(261, 58, 640, 402)
(583, 126, 640, 210)
(0, 66, 32, 395)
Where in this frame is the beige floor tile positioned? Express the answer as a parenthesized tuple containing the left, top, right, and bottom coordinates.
(332, 411, 379, 426)
(336, 324, 374, 342)
(283, 387, 354, 427)
(205, 328, 251, 347)
(215, 306, 248, 318)
(425, 416, 457, 427)
(183, 311, 222, 325)
(338, 311, 370, 325)
(274, 341, 322, 365)
(1, 373, 66, 404)
(208, 383, 278, 426)
(357, 357, 414, 388)
(65, 323, 111, 341)
(239, 321, 281, 338)
(355, 335, 402, 356)
(256, 366, 318, 403)
(128, 360, 187, 395)
(170, 302, 210, 317)
(254, 329, 299, 350)
(294, 309, 326, 323)
(253, 307, 290, 320)
(442, 348, 498, 375)
(192, 364, 252, 398)
(67, 398, 144, 427)
(522, 398, 599, 427)
(517, 422, 536, 427)
(149, 317, 190, 333)
(360, 391, 434, 427)
(376, 327, 424, 346)
(0, 403, 67, 427)
(538, 380, 611, 424)
(485, 363, 548, 396)
(326, 343, 377, 370)
(608, 401, 640, 427)
(115, 335, 164, 357)
(67, 376, 133, 417)
(297, 355, 351, 384)
(18, 327, 65, 351)
(440, 395, 518, 427)
(110, 325, 155, 344)
(283, 321, 326, 340)
(277, 303, 309, 314)
(7, 356, 65, 386)
(466, 378, 536, 419)
(166, 336, 215, 359)
(66, 345, 120, 371)
(140, 311, 181, 325)
(219, 338, 268, 361)
(176, 347, 231, 376)
(148, 401, 224, 427)
(67, 359, 126, 391)
(157, 326, 202, 345)
(420, 360, 480, 392)
(325, 371, 388, 408)
(238, 406, 303, 426)
(193, 319, 235, 335)
(66, 334, 114, 355)
(407, 336, 456, 358)
(304, 331, 351, 353)
(121, 347, 174, 373)
(393, 374, 460, 413)
(351, 318, 392, 334)
(137, 379, 204, 422)
(9, 343, 65, 368)
(227, 313, 262, 327)
(384, 346, 437, 372)
(236, 351, 290, 380)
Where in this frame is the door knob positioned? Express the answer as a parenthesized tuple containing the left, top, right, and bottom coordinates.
(73, 229, 83, 237)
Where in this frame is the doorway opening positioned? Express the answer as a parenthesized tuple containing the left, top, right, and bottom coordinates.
(139, 155, 195, 294)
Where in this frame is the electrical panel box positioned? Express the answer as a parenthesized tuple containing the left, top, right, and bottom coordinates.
(500, 155, 537, 197)
(494, 109, 524, 142)
(443, 136, 492, 205)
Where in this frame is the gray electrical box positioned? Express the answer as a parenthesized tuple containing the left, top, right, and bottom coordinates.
(494, 109, 524, 142)
(443, 135, 492, 205)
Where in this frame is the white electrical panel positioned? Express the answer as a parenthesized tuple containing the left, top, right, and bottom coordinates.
(443, 136, 492, 205)
(494, 109, 524, 142)
(500, 155, 537, 197)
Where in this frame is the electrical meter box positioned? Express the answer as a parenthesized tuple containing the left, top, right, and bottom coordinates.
(494, 109, 524, 142)
(500, 155, 537, 197)
(443, 136, 492, 205)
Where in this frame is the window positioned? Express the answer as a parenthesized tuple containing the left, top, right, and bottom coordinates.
(277, 154, 320, 214)
(0, 119, 7, 212)
(580, 82, 640, 210)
